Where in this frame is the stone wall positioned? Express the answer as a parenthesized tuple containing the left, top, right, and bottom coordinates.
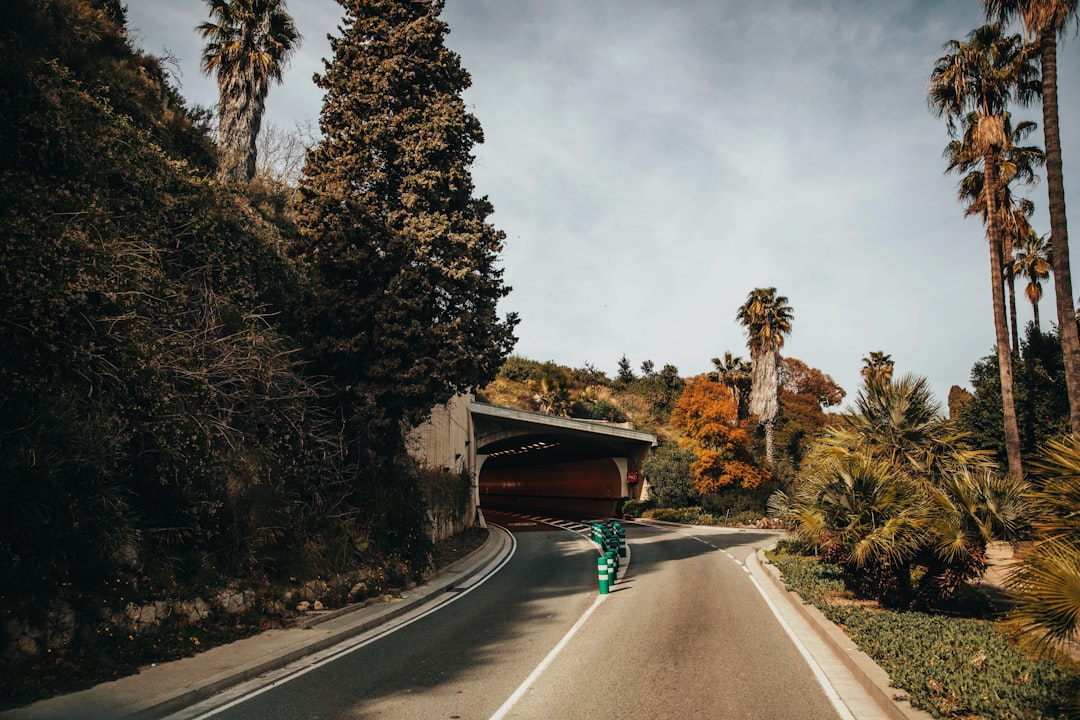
(1, 567, 411, 665)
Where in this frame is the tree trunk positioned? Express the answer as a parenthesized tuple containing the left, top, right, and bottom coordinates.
(750, 349, 779, 465)
(985, 147, 1025, 484)
(217, 74, 263, 183)
(1007, 267, 1020, 355)
(1040, 29, 1080, 438)
(764, 418, 775, 465)
(1033, 298, 1041, 331)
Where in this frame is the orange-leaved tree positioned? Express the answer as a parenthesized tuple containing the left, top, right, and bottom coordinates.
(671, 376, 768, 493)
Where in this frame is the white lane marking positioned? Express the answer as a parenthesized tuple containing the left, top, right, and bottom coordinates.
(488, 594, 606, 720)
(745, 552, 857, 720)
(172, 526, 517, 720)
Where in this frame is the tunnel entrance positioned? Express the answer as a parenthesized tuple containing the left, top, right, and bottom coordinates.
(471, 403, 656, 517)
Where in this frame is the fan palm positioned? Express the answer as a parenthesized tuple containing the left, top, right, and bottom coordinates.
(823, 375, 993, 482)
(1008, 437, 1080, 653)
(946, 112, 1045, 353)
(984, 0, 1080, 438)
(929, 23, 1038, 485)
(709, 352, 752, 420)
(860, 351, 894, 384)
(1013, 228, 1052, 329)
(736, 288, 793, 464)
(198, 0, 300, 182)
(776, 374, 1028, 607)
(771, 453, 933, 605)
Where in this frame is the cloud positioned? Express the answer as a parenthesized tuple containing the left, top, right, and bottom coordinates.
(128, 0, 1080, 408)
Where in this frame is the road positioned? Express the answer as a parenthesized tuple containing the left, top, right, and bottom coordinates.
(173, 513, 846, 719)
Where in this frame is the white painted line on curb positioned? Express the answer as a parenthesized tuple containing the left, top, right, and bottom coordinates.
(745, 552, 857, 720)
(488, 594, 606, 720)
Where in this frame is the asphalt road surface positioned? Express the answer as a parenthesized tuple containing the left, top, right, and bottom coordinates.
(181, 512, 844, 719)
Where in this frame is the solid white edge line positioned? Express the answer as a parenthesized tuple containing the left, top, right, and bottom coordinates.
(181, 525, 518, 720)
(487, 593, 606, 720)
(745, 555, 857, 720)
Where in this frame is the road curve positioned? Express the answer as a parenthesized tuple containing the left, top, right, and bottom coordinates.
(186, 516, 846, 719)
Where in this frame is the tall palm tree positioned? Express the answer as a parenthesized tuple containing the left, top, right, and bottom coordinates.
(929, 23, 1038, 485)
(860, 351, 895, 384)
(709, 352, 752, 420)
(946, 112, 1045, 353)
(198, 0, 300, 183)
(1014, 228, 1053, 329)
(736, 288, 793, 464)
(984, 0, 1080, 438)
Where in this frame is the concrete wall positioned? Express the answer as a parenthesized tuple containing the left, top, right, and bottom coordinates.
(406, 394, 479, 540)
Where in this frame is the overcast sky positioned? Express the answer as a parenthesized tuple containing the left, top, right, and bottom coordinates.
(125, 0, 1080, 410)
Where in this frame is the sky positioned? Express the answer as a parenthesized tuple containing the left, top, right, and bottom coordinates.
(124, 0, 1080, 411)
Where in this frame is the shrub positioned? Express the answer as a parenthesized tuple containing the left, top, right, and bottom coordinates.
(621, 498, 654, 517)
(642, 443, 697, 508)
(726, 509, 765, 526)
(642, 507, 703, 524)
(769, 551, 1080, 720)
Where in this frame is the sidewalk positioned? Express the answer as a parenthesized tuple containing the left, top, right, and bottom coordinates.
(3, 526, 513, 720)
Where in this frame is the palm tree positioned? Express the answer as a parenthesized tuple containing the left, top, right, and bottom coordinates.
(198, 0, 300, 183)
(929, 23, 1038, 485)
(1014, 228, 1053, 329)
(736, 288, 793, 464)
(772, 452, 933, 604)
(984, 0, 1080, 439)
(1008, 437, 1080, 657)
(709, 352, 752, 420)
(773, 374, 1027, 607)
(946, 112, 1045, 353)
(860, 351, 895, 384)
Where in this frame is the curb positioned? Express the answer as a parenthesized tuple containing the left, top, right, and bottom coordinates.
(752, 549, 932, 720)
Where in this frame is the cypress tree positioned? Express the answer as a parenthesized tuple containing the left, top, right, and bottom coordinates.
(295, 0, 517, 442)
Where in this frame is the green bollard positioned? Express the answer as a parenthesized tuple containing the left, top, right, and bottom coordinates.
(605, 551, 617, 583)
(597, 556, 610, 594)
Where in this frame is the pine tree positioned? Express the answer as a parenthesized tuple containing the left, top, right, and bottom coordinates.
(294, 0, 516, 441)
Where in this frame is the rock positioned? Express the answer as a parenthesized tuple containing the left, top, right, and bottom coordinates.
(299, 580, 329, 602)
(296, 601, 311, 612)
(189, 597, 211, 622)
(215, 589, 253, 614)
(16, 635, 38, 657)
(347, 582, 368, 601)
(126, 602, 162, 627)
(313, 600, 324, 611)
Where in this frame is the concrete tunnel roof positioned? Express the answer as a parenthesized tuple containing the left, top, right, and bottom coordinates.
(469, 401, 658, 448)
